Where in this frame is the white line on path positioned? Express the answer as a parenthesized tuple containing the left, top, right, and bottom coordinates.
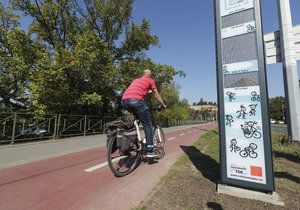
(187, 131, 193, 133)
(193, 129, 197, 131)
(84, 156, 125, 172)
(167, 137, 176, 141)
(179, 133, 186, 136)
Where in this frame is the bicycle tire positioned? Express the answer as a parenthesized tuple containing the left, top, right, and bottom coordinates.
(253, 131, 262, 139)
(107, 135, 140, 177)
(153, 127, 166, 159)
(249, 151, 258, 159)
(239, 150, 248, 158)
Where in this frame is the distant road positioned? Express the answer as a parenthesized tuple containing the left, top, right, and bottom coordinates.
(271, 124, 287, 133)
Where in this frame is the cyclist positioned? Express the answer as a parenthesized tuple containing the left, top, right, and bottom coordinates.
(121, 69, 167, 157)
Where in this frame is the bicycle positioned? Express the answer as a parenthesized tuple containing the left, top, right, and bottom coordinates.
(241, 121, 262, 139)
(251, 91, 261, 102)
(106, 107, 166, 177)
(239, 143, 258, 158)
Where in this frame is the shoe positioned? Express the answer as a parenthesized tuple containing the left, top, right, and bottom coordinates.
(146, 147, 158, 158)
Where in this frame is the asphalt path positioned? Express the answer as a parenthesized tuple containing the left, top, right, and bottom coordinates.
(0, 123, 217, 210)
(270, 124, 287, 133)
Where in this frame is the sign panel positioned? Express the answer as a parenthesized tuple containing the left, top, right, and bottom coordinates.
(215, 0, 275, 192)
(222, 21, 256, 39)
(224, 86, 266, 184)
(220, 0, 254, 16)
(223, 60, 258, 75)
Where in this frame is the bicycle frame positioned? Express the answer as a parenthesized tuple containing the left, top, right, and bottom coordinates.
(133, 119, 163, 145)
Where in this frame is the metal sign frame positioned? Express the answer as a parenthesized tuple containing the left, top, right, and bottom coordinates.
(214, 0, 275, 192)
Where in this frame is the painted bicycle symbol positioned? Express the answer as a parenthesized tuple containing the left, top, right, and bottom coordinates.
(251, 91, 261, 102)
(230, 139, 241, 153)
(247, 24, 256, 33)
(226, 91, 236, 102)
(241, 121, 262, 139)
(239, 143, 258, 158)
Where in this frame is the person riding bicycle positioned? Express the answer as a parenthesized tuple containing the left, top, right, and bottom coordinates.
(121, 69, 167, 158)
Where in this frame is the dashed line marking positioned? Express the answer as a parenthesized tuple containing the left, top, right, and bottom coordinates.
(180, 133, 186, 136)
(84, 156, 124, 172)
(167, 137, 176, 141)
(187, 131, 193, 133)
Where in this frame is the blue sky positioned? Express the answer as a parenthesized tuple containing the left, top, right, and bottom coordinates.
(3, 0, 300, 104)
(132, 0, 300, 104)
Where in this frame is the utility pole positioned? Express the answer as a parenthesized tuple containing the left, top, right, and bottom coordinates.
(278, 0, 300, 141)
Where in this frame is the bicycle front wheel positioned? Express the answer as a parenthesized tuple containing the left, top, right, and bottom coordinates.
(154, 127, 166, 159)
(107, 135, 140, 177)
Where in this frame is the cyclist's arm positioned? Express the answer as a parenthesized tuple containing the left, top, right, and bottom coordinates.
(153, 89, 167, 108)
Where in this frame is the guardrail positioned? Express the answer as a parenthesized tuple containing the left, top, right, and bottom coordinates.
(0, 112, 210, 144)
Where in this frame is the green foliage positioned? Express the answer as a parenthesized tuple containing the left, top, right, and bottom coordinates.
(0, 3, 36, 110)
(1, 0, 188, 120)
(152, 83, 191, 124)
(269, 96, 285, 120)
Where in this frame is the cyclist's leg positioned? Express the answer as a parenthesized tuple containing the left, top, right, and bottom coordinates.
(137, 109, 153, 146)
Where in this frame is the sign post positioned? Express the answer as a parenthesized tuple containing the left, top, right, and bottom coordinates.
(278, 0, 300, 141)
(214, 0, 275, 193)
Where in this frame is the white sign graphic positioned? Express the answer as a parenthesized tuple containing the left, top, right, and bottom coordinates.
(220, 0, 254, 17)
(223, 59, 258, 75)
(222, 21, 256, 39)
(224, 86, 266, 184)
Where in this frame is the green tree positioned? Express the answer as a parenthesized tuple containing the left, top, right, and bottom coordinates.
(269, 96, 285, 120)
(0, 3, 36, 111)
(2, 0, 184, 118)
(9, 0, 164, 116)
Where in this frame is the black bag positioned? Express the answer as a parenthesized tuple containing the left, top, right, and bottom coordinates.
(117, 128, 137, 153)
(106, 128, 118, 153)
(106, 120, 137, 154)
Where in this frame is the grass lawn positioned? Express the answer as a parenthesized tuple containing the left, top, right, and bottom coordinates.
(135, 130, 300, 210)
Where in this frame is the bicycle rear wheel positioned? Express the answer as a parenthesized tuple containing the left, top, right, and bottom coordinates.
(153, 126, 165, 159)
(107, 135, 140, 177)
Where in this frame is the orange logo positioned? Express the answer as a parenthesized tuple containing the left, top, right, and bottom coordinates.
(250, 166, 262, 177)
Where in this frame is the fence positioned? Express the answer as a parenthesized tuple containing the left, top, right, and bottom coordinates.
(0, 112, 210, 144)
(0, 113, 114, 144)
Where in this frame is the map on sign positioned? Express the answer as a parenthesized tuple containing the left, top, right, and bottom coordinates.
(220, 0, 254, 16)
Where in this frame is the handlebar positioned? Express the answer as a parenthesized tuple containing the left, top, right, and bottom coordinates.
(150, 106, 165, 112)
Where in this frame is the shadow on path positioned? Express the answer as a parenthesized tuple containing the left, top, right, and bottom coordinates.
(180, 145, 219, 183)
(207, 202, 224, 210)
(275, 171, 300, 184)
(273, 151, 300, 164)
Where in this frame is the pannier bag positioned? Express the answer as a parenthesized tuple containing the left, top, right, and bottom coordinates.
(106, 120, 137, 154)
(117, 128, 137, 153)
(106, 128, 118, 153)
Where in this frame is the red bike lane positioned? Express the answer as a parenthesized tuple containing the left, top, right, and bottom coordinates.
(0, 123, 217, 210)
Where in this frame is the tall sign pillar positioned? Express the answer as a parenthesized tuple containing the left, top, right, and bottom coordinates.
(214, 0, 275, 193)
(278, 0, 300, 141)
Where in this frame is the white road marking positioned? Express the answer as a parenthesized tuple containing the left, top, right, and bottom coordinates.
(193, 129, 197, 131)
(167, 137, 176, 141)
(84, 156, 125, 172)
(187, 131, 193, 133)
(180, 133, 186, 136)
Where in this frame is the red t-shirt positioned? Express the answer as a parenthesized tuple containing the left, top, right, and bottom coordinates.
(122, 76, 157, 100)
